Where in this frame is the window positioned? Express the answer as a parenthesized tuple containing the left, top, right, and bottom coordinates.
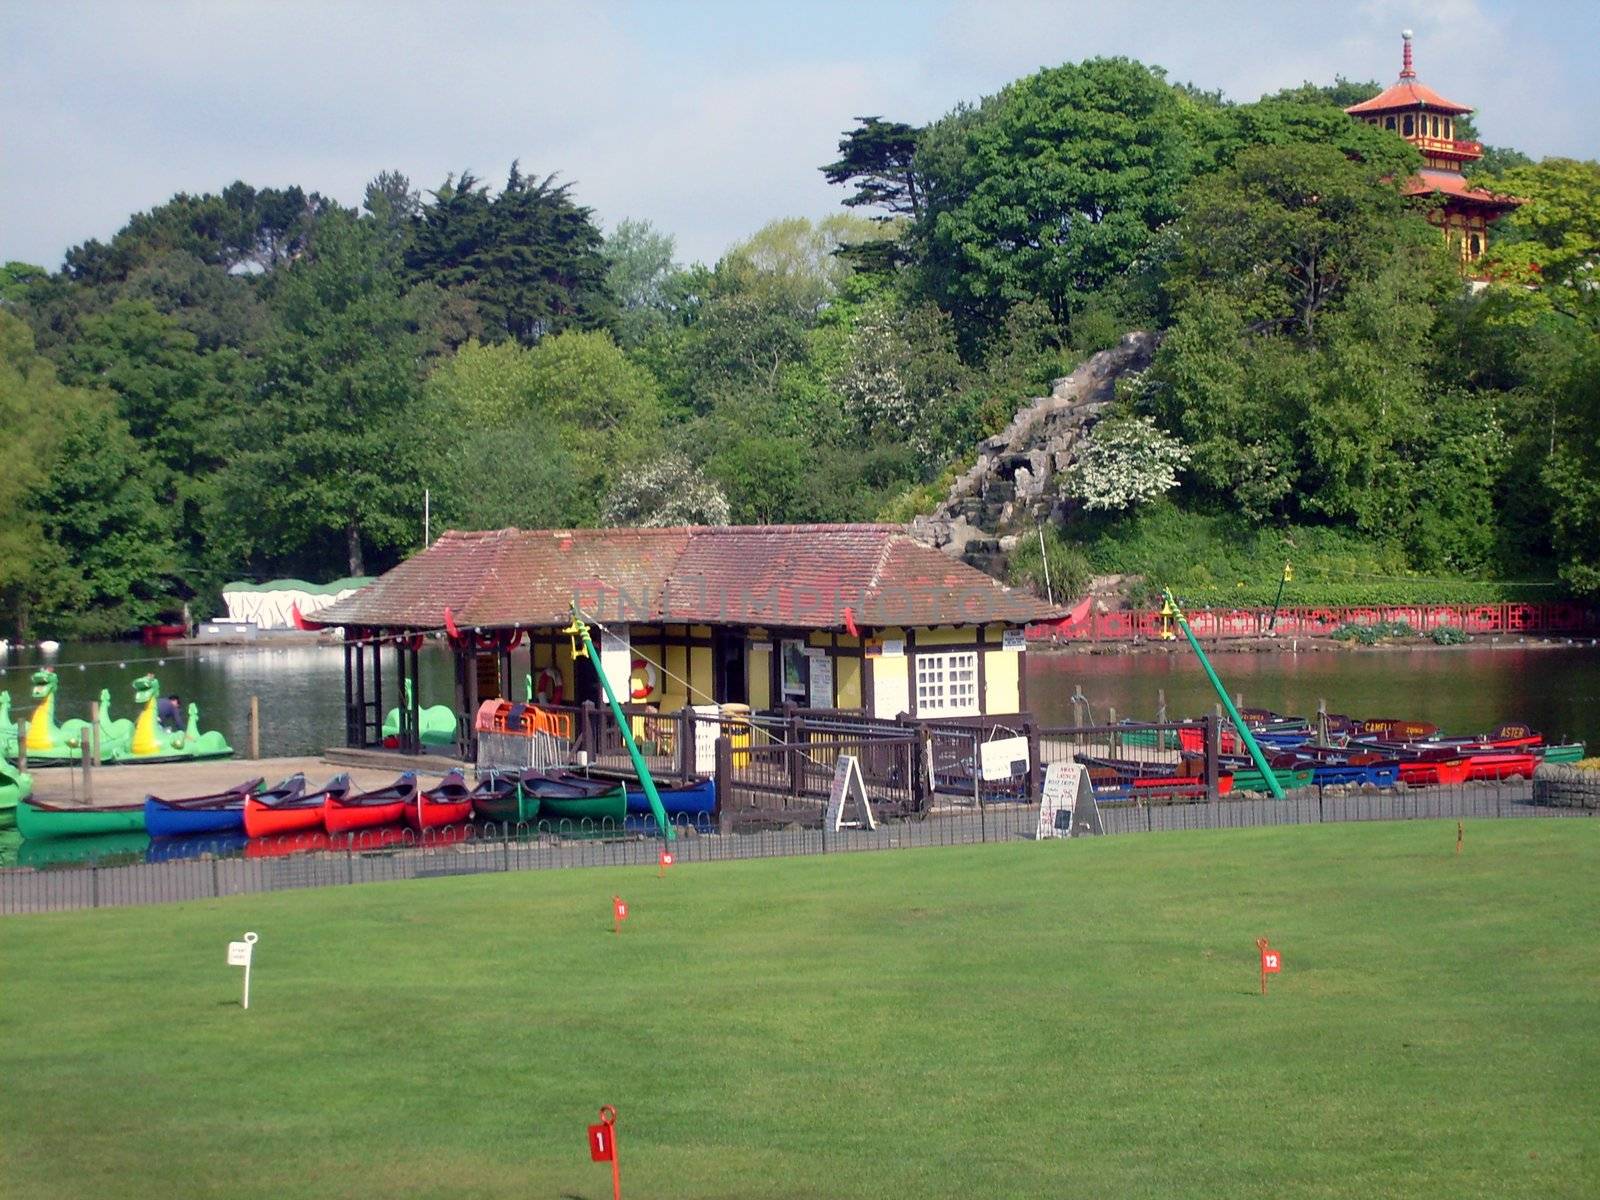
(1385, 116, 1396, 130)
(1403, 114, 1414, 136)
(1469, 234, 1483, 259)
(1431, 115, 1440, 137)
(915, 650, 979, 716)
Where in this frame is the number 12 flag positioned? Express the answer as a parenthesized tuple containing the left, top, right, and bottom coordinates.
(1261, 947, 1282, 974)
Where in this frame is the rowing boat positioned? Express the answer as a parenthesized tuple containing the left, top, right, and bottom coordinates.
(143, 776, 268, 838)
(244, 773, 351, 838)
(519, 769, 626, 823)
(405, 770, 474, 830)
(16, 797, 146, 839)
(323, 772, 418, 833)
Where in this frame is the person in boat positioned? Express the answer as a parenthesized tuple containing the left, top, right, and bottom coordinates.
(158, 694, 183, 732)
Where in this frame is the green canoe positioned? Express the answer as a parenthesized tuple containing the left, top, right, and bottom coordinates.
(17, 798, 147, 839)
(521, 771, 627, 824)
(1539, 742, 1586, 765)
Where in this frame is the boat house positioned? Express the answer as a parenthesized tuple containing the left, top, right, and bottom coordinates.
(316, 523, 1059, 757)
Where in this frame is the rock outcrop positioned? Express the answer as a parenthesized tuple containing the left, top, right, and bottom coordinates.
(910, 331, 1158, 575)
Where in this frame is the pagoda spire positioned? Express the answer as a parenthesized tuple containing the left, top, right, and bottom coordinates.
(1400, 29, 1416, 79)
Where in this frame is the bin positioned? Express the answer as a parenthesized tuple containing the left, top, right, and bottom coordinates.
(721, 703, 753, 768)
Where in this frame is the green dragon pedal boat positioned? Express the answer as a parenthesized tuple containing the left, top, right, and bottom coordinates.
(0, 753, 30, 826)
(121, 674, 233, 762)
(18, 669, 96, 765)
(17, 797, 147, 839)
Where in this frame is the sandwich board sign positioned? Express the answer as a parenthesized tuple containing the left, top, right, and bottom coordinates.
(825, 754, 876, 831)
(979, 735, 1029, 782)
(1037, 761, 1100, 839)
(226, 931, 258, 1009)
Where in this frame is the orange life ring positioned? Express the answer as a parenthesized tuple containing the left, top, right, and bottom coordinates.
(535, 666, 564, 704)
(629, 656, 657, 701)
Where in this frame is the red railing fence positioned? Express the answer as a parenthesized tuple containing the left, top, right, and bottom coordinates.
(1028, 602, 1600, 643)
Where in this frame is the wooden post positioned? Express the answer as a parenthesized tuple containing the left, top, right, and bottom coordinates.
(788, 716, 805, 804)
(1108, 705, 1118, 758)
(249, 695, 261, 760)
(15, 724, 25, 772)
(1025, 719, 1041, 803)
(1156, 688, 1167, 724)
(80, 735, 93, 803)
(678, 705, 696, 783)
(715, 734, 732, 834)
(1316, 699, 1329, 747)
(89, 698, 101, 767)
(1204, 711, 1220, 800)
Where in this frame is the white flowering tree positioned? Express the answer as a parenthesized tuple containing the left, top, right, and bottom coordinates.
(1061, 412, 1190, 512)
(601, 453, 732, 527)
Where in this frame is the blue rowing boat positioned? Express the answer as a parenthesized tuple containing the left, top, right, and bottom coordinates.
(143, 776, 275, 838)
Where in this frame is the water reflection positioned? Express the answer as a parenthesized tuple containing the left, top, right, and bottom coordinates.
(1027, 644, 1600, 746)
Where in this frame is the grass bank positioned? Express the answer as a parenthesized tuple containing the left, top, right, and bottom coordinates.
(2, 821, 1596, 1198)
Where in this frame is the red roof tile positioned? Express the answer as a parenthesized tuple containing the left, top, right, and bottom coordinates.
(1346, 79, 1472, 115)
(317, 524, 1059, 631)
(1404, 168, 1524, 210)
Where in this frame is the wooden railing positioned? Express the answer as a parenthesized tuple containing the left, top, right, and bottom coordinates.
(1028, 602, 1600, 643)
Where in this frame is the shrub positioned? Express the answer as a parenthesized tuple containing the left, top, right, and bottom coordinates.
(1009, 524, 1092, 602)
(1430, 625, 1469, 645)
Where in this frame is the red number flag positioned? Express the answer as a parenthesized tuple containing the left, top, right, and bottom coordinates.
(588, 1122, 614, 1162)
(1261, 947, 1282, 974)
(613, 896, 628, 921)
(659, 850, 674, 868)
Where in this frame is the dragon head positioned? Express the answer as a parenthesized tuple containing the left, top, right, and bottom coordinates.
(132, 674, 160, 705)
(30, 669, 56, 700)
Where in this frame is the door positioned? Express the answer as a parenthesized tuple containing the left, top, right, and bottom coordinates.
(713, 630, 747, 705)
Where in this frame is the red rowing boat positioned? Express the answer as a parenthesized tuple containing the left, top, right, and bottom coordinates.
(405, 769, 474, 830)
(324, 772, 418, 834)
(243, 774, 351, 838)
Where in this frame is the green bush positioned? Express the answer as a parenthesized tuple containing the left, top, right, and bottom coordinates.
(1009, 525, 1092, 602)
(1076, 501, 1563, 607)
(1430, 625, 1470, 645)
(1330, 620, 1415, 645)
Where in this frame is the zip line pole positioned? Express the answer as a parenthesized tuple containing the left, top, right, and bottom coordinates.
(1163, 588, 1285, 800)
(565, 609, 675, 841)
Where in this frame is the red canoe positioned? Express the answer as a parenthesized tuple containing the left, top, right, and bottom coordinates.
(324, 772, 418, 834)
(405, 769, 474, 831)
(243, 774, 351, 838)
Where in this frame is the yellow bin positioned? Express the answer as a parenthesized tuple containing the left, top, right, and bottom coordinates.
(721, 703, 753, 767)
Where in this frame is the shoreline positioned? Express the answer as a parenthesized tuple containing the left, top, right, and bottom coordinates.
(1028, 634, 1600, 656)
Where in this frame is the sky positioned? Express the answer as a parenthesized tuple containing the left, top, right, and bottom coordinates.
(3, 0, 1596, 271)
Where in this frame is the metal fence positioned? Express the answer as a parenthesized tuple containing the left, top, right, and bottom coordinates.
(2, 776, 1590, 915)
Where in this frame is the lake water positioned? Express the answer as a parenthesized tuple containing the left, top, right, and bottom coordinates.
(4, 636, 1596, 759)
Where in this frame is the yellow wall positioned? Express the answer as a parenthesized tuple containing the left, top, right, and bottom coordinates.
(916, 627, 978, 647)
(690, 645, 713, 703)
(748, 643, 771, 709)
(836, 654, 862, 709)
(871, 655, 909, 718)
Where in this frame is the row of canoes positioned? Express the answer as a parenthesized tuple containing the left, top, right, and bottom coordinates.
(16, 767, 718, 840)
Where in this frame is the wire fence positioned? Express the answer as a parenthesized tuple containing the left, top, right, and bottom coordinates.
(2, 775, 1591, 915)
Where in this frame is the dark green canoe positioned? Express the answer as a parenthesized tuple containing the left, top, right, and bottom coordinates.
(521, 770, 627, 824)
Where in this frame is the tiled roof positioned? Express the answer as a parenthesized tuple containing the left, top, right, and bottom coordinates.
(317, 524, 1060, 631)
(1346, 79, 1472, 115)
(1404, 168, 1524, 210)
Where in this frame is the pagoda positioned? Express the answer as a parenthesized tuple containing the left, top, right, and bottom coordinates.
(1346, 30, 1522, 264)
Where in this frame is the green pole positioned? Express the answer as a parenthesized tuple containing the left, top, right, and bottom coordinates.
(570, 613, 675, 840)
(1163, 588, 1286, 800)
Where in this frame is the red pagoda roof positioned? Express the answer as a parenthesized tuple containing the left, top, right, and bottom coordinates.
(316, 524, 1061, 631)
(1404, 168, 1524, 211)
(1346, 30, 1473, 115)
(1346, 79, 1472, 116)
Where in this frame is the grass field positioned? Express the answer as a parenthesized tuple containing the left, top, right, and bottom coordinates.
(2, 820, 1597, 1199)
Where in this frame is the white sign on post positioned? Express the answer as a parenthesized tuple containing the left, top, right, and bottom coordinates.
(979, 735, 1030, 781)
(807, 653, 834, 709)
(226, 931, 258, 1009)
(1002, 628, 1027, 652)
(824, 754, 876, 831)
(1037, 761, 1094, 839)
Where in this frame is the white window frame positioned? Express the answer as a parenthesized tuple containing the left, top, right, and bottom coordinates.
(915, 649, 979, 717)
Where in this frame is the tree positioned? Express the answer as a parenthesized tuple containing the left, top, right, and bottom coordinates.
(227, 213, 436, 577)
(0, 262, 47, 305)
(1060, 412, 1189, 512)
(406, 164, 617, 345)
(820, 116, 924, 219)
(913, 58, 1199, 342)
(604, 219, 680, 348)
(601, 453, 731, 527)
(1481, 158, 1600, 322)
(0, 313, 178, 636)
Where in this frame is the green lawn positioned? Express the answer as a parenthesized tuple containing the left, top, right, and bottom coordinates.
(2, 821, 1596, 1199)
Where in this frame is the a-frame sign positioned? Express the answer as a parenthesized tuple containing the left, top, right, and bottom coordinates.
(825, 754, 877, 831)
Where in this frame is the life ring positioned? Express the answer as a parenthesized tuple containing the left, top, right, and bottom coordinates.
(629, 657, 657, 701)
(534, 667, 564, 705)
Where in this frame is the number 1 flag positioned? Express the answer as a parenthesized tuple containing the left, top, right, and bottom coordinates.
(588, 1121, 615, 1162)
(612, 895, 629, 934)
